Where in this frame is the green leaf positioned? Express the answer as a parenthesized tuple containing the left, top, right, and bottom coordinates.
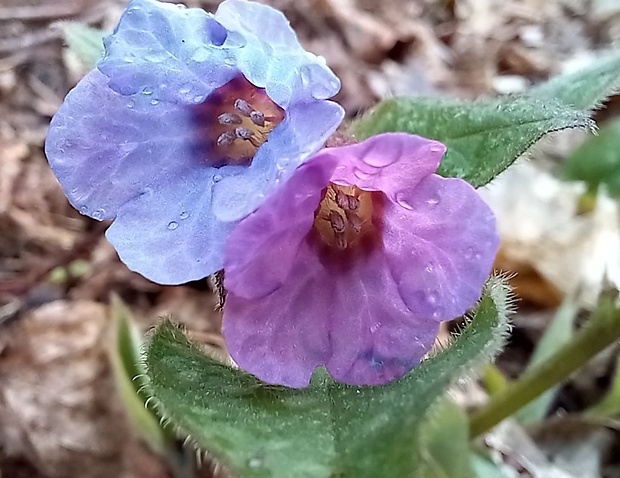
(417, 400, 475, 478)
(562, 117, 620, 197)
(57, 22, 106, 71)
(109, 296, 171, 455)
(144, 276, 512, 478)
(530, 52, 620, 111)
(515, 296, 579, 423)
(352, 96, 592, 188)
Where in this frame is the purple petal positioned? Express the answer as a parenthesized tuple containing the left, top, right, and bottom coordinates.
(328, 133, 446, 200)
(224, 241, 439, 388)
(383, 174, 499, 321)
(224, 158, 336, 299)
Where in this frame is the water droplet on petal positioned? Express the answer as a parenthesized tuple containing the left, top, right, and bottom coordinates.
(425, 263, 434, 273)
(426, 291, 439, 305)
(167, 221, 179, 230)
(193, 94, 205, 103)
(126, 99, 135, 109)
(353, 168, 373, 181)
(426, 196, 440, 206)
(79, 205, 88, 214)
(150, 99, 160, 106)
(395, 192, 414, 210)
(142, 87, 153, 95)
(430, 145, 444, 153)
(213, 174, 222, 183)
(370, 322, 381, 333)
(92, 208, 105, 220)
(180, 211, 189, 220)
(361, 151, 396, 167)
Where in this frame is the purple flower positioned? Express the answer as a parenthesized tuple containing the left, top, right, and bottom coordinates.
(222, 133, 500, 387)
(45, 0, 343, 284)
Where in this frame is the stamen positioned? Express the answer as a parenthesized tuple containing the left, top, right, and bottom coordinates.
(217, 130, 236, 146)
(199, 75, 285, 166)
(335, 189, 360, 211)
(250, 110, 265, 127)
(218, 112, 242, 125)
(346, 195, 360, 211)
(312, 183, 379, 252)
(335, 233, 347, 250)
(345, 209, 362, 233)
(234, 98, 253, 116)
(329, 210, 346, 234)
(235, 127, 253, 140)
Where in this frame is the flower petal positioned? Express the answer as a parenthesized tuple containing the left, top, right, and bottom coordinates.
(106, 168, 230, 284)
(224, 158, 336, 299)
(215, 0, 341, 106)
(224, 241, 439, 388)
(45, 70, 211, 221)
(329, 133, 446, 199)
(383, 174, 499, 321)
(98, 0, 234, 103)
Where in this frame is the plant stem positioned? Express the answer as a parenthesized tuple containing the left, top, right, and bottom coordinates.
(470, 293, 620, 438)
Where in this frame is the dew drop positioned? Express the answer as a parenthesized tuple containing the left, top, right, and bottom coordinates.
(425, 263, 434, 273)
(142, 87, 153, 95)
(361, 151, 395, 167)
(300, 65, 311, 86)
(92, 208, 105, 220)
(180, 211, 189, 220)
(213, 174, 222, 183)
(79, 205, 88, 214)
(430, 145, 443, 153)
(193, 94, 205, 103)
(126, 99, 135, 109)
(395, 192, 414, 210)
(426, 291, 439, 305)
(167, 221, 179, 230)
(426, 196, 440, 206)
(370, 322, 381, 333)
(353, 168, 373, 181)
(150, 99, 160, 106)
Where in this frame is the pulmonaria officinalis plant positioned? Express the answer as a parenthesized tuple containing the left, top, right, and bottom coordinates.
(45, 0, 343, 284)
(223, 133, 500, 387)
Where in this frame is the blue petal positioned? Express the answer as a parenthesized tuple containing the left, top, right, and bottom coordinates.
(215, 0, 341, 107)
(45, 70, 209, 220)
(106, 168, 231, 284)
(45, 70, 238, 282)
(98, 0, 235, 103)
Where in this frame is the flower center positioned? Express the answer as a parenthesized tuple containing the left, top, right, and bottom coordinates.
(200, 76, 285, 167)
(313, 183, 378, 251)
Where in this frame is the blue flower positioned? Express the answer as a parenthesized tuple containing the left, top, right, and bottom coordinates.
(45, 0, 344, 284)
